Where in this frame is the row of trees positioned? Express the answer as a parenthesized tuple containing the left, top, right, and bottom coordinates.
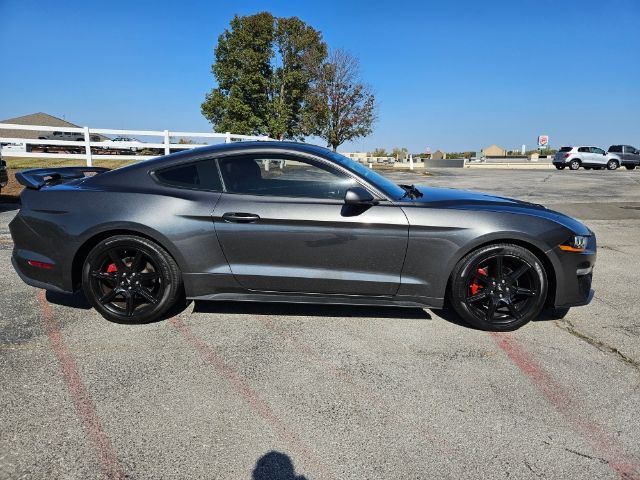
(370, 147, 408, 158)
(201, 12, 376, 151)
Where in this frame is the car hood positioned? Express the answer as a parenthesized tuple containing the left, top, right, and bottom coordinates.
(407, 186, 591, 235)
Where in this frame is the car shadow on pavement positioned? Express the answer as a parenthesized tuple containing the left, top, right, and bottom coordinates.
(192, 300, 432, 320)
(46, 290, 91, 309)
(431, 306, 570, 330)
(0, 199, 20, 212)
(252, 451, 307, 480)
(44, 290, 193, 323)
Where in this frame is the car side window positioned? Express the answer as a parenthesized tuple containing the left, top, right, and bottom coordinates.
(218, 155, 358, 200)
(577, 147, 589, 153)
(154, 159, 222, 191)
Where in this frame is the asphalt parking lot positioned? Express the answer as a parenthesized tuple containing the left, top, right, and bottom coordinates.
(1, 168, 639, 479)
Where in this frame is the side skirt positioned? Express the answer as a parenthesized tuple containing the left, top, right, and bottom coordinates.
(188, 291, 444, 309)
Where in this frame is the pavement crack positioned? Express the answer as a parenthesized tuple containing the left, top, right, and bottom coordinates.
(555, 319, 640, 373)
(564, 447, 608, 465)
(524, 459, 544, 477)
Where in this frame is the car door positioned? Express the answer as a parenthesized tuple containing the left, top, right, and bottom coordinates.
(626, 146, 640, 166)
(590, 147, 607, 166)
(577, 147, 592, 165)
(212, 152, 409, 296)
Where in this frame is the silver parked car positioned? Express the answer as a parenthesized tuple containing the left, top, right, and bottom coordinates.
(553, 146, 621, 171)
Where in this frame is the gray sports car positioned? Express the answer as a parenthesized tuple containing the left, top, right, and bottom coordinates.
(10, 142, 596, 330)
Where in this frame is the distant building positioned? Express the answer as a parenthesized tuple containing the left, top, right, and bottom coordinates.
(482, 144, 507, 157)
(340, 151, 369, 161)
(0, 112, 109, 141)
(431, 150, 447, 160)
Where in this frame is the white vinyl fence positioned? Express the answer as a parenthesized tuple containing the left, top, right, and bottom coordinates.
(0, 123, 271, 166)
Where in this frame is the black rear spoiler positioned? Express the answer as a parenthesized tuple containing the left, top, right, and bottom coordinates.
(15, 167, 110, 190)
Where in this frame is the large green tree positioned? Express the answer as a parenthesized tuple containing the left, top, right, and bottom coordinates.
(304, 49, 376, 151)
(201, 12, 326, 139)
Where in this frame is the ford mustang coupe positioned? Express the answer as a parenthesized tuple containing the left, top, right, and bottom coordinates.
(10, 142, 596, 330)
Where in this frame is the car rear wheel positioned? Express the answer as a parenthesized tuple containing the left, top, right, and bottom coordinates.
(569, 159, 581, 170)
(449, 243, 547, 331)
(555, 164, 565, 170)
(82, 235, 182, 323)
(625, 165, 636, 170)
(607, 159, 619, 170)
(584, 167, 592, 170)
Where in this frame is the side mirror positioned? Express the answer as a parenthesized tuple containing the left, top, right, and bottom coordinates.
(344, 187, 378, 206)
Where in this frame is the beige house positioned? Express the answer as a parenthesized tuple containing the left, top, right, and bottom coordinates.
(0, 112, 109, 141)
(482, 144, 507, 157)
(340, 151, 369, 161)
(431, 150, 447, 160)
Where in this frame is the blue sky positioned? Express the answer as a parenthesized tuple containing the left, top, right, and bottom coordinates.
(1, 0, 638, 152)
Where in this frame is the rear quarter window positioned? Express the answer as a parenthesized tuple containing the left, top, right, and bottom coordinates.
(154, 159, 222, 191)
(559, 147, 572, 152)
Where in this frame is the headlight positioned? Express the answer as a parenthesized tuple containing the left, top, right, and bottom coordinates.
(559, 235, 589, 252)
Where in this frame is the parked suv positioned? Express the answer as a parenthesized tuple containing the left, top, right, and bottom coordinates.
(37, 131, 101, 142)
(553, 146, 621, 171)
(0, 150, 8, 194)
(608, 145, 640, 170)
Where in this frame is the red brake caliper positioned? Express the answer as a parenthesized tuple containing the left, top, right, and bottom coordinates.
(470, 267, 488, 295)
(106, 263, 118, 273)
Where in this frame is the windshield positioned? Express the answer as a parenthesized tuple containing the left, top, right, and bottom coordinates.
(324, 151, 407, 200)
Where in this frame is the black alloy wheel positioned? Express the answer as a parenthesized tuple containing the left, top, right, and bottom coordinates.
(82, 235, 182, 323)
(450, 244, 547, 331)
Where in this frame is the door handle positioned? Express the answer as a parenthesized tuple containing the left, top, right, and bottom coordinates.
(222, 212, 260, 223)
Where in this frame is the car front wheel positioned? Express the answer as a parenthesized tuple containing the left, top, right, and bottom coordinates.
(449, 243, 548, 331)
(82, 235, 183, 323)
(607, 160, 619, 170)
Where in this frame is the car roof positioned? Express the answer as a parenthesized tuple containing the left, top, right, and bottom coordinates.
(137, 141, 329, 166)
(96, 141, 336, 179)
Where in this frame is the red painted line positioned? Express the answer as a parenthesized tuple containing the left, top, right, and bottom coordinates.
(169, 316, 328, 477)
(38, 290, 125, 480)
(491, 332, 640, 480)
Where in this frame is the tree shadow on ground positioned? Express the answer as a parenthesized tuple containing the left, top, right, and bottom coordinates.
(252, 451, 307, 480)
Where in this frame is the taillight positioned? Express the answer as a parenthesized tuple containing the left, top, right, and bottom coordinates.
(563, 153, 570, 158)
(27, 260, 54, 269)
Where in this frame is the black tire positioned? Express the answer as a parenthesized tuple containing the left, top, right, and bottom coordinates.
(569, 159, 581, 170)
(555, 164, 565, 170)
(449, 243, 548, 331)
(82, 235, 182, 323)
(625, 165, 636, 170)
(607, 159, 619, 170)
(584, 167, 592, 170)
